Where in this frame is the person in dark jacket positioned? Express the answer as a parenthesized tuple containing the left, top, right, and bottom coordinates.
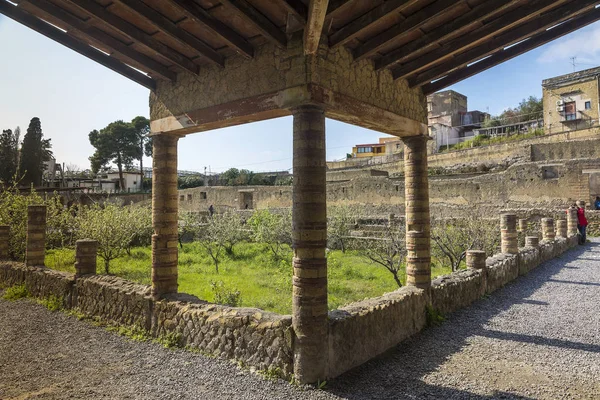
(576, 200, 588, 244)
(595, 196, 600, 210)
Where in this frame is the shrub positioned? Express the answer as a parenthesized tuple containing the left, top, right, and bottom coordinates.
(2, 284, 29, 300)
(211, 280, 242, 307)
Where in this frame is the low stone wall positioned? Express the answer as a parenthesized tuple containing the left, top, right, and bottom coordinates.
(431, 268, 484, 316)
(0, 264, 293, 376)
(328, 286, 427, 378)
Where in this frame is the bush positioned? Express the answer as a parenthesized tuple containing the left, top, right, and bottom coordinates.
(211, 280, 242, 307)
(2, 284, 29, 300)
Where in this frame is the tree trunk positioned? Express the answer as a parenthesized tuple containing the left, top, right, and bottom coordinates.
(117, 153, 125, 191)
(104, 258, 110, 274)
(392, 271, 403, 288)
(139, 137, 144, 191)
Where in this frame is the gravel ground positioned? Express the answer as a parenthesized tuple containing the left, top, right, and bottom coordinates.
(1, 241, 599, 399)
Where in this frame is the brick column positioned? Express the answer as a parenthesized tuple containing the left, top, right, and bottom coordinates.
(525, 236, 539, 247)
(75, 239, 98, 277)
(403, 135, 431, 289)
(542, 218, 555, 241)
(291, 105, 328, 383)
(466, 250, 486, 270)
(0, 225, 8, 260)
(152, 134, 179, 297)
(556, 220, 567, 238)
(26, 205, 46, 267)
(500, 214, 518, 254)
(567, 208, 578, 237)
(518, 218, 528, 233)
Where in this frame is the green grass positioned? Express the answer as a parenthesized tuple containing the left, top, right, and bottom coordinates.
(46, 243, 452, 314)
(2, 284, 29, 300)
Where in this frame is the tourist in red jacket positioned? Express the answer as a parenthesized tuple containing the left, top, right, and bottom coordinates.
(576, 200, 588, 244)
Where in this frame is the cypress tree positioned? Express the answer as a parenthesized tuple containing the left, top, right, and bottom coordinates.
(19, 117, 52, 187)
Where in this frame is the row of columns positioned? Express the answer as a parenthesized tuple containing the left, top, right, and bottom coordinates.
(503, 213, 577, 255)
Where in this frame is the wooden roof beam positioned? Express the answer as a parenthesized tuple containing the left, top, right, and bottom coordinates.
(326, 0, 352, 18)
(407, 0, 598, 87)
(115, 0, 224, 67)
(64, 0, 199, 74)
(279, 0, 308, 23)
(0, 1, 156, 90)
(329, 0, 413, 49)
(391, 0, 566, 81)
(220, 0, 287, 48)
(353, 0, 457, 61)
(304, 0, 329, 54)
(22, 0, 176, 81)
(169, 0, 254, 59)
(375, 0, 520, 71)
(421, 8, 600, 95)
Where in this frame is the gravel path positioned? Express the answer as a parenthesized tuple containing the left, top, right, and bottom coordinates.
(1, 241, 599, 399)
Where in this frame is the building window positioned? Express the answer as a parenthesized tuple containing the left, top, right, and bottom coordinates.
(179, 195, 185, 201)
(585, 101, 592, 110)
(200, 192, 207, 199)
(187, 194, 192, 201)
(564, 101, 576, 121)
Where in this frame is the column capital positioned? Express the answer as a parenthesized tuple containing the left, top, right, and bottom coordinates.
(290, 103, 326, 114)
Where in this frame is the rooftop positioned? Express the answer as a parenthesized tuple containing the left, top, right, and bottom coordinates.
(542, 66, 600, 88)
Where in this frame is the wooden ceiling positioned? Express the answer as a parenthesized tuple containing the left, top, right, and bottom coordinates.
(2, 0, 599, 94)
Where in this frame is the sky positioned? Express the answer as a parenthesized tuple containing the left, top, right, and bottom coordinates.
(1, 16, 600, 174)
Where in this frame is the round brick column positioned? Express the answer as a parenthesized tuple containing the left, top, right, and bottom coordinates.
(0, 225, 9, 260)
(466, 250, 486, 270)
(26, 205, 46, 267)
(555, 219, 567, 238)
(500, 214, 518, 254)
(525, 236, 539, 248)
(75, 239, 98, 277)
(403, 135, 431, 289)
(518, 218, 528, 232)
(567, 208, 578, 237)
(291, 105, 328, 384)
(151, 134, 179, 297)
(542, 218, 555, 241)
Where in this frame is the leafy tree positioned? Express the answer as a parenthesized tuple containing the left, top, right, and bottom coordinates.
(0, 129, 19, 185)
(178, 175, 204, 189)
(357, 222, 406, 288)
(328, 205, 358, 252)
(483, 96, 543, 127)
(248, 209, 292, 261)
(19, 117, 52, 187)
(131, 116, 151, 180)
(89, 120, 140, 191)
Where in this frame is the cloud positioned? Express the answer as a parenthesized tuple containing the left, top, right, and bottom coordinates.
(537, 23, 600, 65)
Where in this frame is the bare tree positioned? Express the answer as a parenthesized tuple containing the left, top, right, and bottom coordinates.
(357, 221, 406, 287)
(328, 205, 358, 252)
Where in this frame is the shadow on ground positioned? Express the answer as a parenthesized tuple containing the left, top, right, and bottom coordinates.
(325, 242, 594, 400)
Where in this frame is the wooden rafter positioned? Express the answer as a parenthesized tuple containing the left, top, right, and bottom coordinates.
(326, 0, 352, 18)
(167, 0, 254, 59)
(0, 1, 156, 90)
(390, 0, 564, 81)
(22, 0, 176, 81)
(64, 0, 199, 74)
(421, 8, 600, 95)
(115, 0, 224, 67)
(353, 0, 458, 61)
(375, 0, 520, 71)
(279, 0, 308, 23)
(407, 0, 598, 87)
(220, 0, 287, 48)
(304, 0, 329, 54)
(329, 0, 412, 49)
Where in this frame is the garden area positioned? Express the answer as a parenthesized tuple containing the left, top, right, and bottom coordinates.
(1, 185, 501, 315)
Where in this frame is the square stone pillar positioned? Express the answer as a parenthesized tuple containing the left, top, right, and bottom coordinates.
(291, 104, 328, 384)
(75, 239, 98, 277)
(402, 135, 431, 289)
(26, 205, 46, 267)
(151, 134, 179, 297)
(0, 225, 9, 260)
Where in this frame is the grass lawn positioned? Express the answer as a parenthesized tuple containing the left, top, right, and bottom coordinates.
(46, 242, 452, 314)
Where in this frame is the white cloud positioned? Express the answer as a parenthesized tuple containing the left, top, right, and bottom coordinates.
(537, 23, 600, 65)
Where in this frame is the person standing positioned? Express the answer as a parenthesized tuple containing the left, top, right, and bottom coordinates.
(576, 200, 588, 245)
(595, 196, 600, 210)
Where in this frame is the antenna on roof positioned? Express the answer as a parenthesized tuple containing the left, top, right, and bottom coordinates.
(570, 56, 577, 72)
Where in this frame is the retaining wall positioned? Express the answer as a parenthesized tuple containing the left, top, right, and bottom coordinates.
(0, 236, 578, 380)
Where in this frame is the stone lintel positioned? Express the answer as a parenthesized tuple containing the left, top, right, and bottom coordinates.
(150, 84, 427, 137)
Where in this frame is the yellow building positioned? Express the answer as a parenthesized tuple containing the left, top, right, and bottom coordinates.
(351, 137, 402, 158)
(542, 67, 600, 135)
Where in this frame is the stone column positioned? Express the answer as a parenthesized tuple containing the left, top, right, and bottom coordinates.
(75, 239, 98, 277)
(0, 225, 9, 260)
(403, 135, 431, 289)
(466, 250, 486, 270)
(151, 134, 179, 297)
(518, 218, 528, 233)
(26, 205, 47, 267)
(556, 220, 567, 238)
(525, 236, 539, 248)
(500, 214, 518, 254)
(542, 218, 555, 241)
(291, 105, 328, 383)
(567, 208, 578, 236)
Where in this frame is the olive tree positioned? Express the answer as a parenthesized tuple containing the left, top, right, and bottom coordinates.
(248, 209, 292, 262)
(328, 205, 358, 252)
(356, 222, 406, 288)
